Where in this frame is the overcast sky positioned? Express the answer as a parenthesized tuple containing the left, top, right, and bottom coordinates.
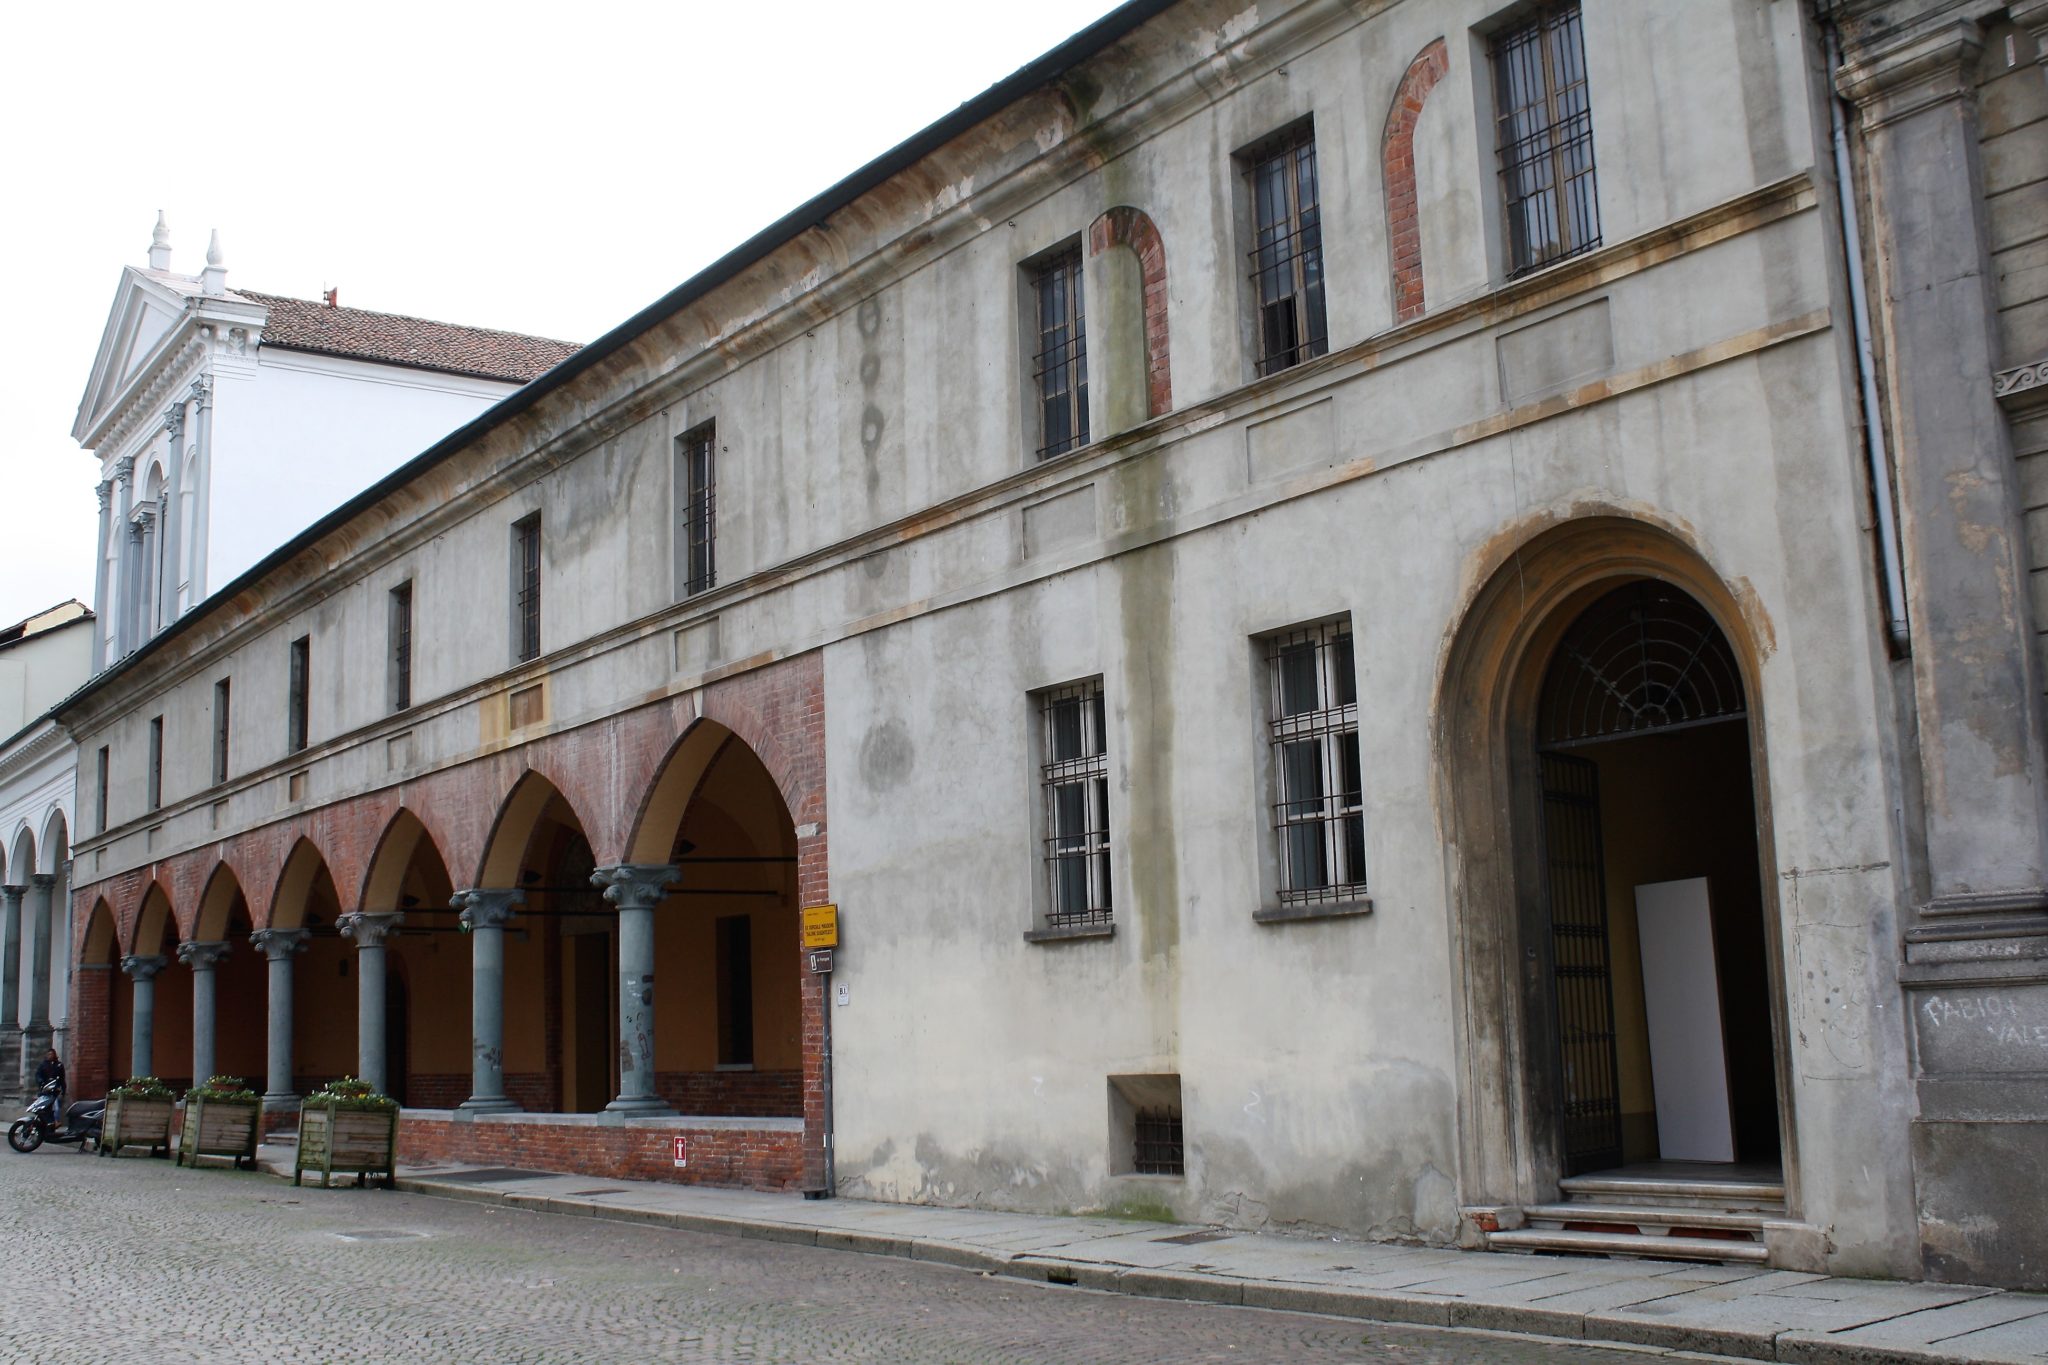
(0, 0, 1124, 628)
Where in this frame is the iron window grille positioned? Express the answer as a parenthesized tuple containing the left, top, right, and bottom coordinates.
(95, 746, 109, 833)
(1493, 2, 1600, 276)
(1266, 622, 1366, 903)
(1039, 680, 1112, 928)
(389, 581, 413, 713)
(1033, 247, 1089, 459)
(1133, 1108, 1185, 1176)
(287, 636, 310, 754)
(514, 513, 542, 662)
(682, 424, 717, 596)
(1248, 125, 1328, 377)
(146, 716, 163, 812)
(212, 678, 231, 786)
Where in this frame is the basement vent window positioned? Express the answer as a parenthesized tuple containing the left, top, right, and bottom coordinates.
(1108, 1074, 1185, 1179)
(1134, 1110, 1185, 1177)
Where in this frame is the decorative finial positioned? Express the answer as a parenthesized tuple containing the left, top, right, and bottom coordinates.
(200, 228, 228, 295)
(147, 211, 172, 270)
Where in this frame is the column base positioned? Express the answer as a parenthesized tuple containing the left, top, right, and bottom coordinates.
(454, 1096, 524, 1120)
(261, 1093, 300, 1112)
(602, 1096, 677, 1118)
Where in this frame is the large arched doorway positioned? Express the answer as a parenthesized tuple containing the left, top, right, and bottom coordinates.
(1532, 581, 1780, 1178)
(1436, 517, 1795, 1223)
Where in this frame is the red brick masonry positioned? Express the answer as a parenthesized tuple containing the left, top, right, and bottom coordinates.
(1383, 38, 1451, 323)
(1088, 206, 1173, 418)
(398, 1116, 805, 1190)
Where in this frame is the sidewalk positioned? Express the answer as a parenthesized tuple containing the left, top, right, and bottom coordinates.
(253, 1144, 2046, 1363)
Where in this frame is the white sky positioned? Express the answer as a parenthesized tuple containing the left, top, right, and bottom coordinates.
(0, 0, 1125, 628)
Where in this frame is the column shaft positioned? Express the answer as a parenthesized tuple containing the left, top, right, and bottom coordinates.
(593, 865, 678, 1116)
(455, 890, 523, 1114)
(25, 875, 54, 1029)
(339, 913, 401, 1096)
(252, 928, 309, 1106)
(121, 955, 166, 1079)
(0, 887, 20, 1028)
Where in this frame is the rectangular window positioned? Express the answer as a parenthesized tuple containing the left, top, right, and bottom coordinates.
(1247, 124, 1328, 377)
(212, 677, 231, 786)
(679, 424, 717, 597)
(1493, 1, 1599, 275)
(95, 746, 110, 832)
(1266, 621, 1365, 904)
(1032, 247, 1089, 459)
(287, 635, 310, 754)
(513, 513, 542, 662)
(714, 914, 754, 1067)
(146, 715, 163, 812)
(389, 581, 414, 712)
(1038, 680, 1112, 928)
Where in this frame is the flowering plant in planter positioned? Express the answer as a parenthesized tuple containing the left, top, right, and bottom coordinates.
(296, 1078, 400, 1189)
(102, 1078, 176, 1158)
(179, 1075, 264, 1170)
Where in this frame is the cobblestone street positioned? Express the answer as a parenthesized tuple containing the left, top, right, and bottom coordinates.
(0, 1149, 1668, 1364)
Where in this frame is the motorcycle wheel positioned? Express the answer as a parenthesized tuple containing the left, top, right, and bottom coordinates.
(7, 1119, 42, 1154)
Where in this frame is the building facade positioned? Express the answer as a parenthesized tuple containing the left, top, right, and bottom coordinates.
(52, 0, 2048, 1290)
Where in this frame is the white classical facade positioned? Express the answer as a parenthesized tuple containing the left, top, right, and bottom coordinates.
(71, 217, 578, 668)
(0, 601, 91, 1094)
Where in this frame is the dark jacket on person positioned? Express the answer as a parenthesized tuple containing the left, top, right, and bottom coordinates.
(34, 1058, 64, 1091)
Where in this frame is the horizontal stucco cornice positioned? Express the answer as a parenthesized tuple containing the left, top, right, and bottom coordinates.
(73, 174, 1827, 871)
(0, 718, 72, 785)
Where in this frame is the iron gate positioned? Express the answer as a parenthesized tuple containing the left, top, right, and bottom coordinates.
(1538, 750, 1623, 1175)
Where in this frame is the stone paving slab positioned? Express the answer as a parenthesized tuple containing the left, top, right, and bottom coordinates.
(249, 1145, 2048, 1362)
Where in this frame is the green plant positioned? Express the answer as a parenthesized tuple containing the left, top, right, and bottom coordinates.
(306, 1076, 398, 1112)
(186, 1075, 259, 1104)
(109, 1076, 173, 1101)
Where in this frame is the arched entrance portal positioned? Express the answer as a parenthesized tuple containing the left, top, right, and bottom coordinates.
(1436, 517, 1795, 1219)
(1533, 582, 1780, 1177)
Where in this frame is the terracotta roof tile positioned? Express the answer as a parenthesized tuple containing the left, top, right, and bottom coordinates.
(234, 290, 580, 383)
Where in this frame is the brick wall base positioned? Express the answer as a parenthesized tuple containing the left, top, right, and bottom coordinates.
(397, 1116, 804, 1190)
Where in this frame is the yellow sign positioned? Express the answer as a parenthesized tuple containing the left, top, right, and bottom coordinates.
(802, 904, 839, 949)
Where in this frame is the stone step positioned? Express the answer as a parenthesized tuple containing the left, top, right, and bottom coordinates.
(1559, 1172, 1785, 1210)
(1488, 1227, 1772, 1263)
(1521, 1202, 1767, 1235)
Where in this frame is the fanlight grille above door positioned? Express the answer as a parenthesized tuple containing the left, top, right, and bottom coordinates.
(1538, 582, 1745, 749)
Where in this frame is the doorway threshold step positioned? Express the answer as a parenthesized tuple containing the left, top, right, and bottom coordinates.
(1521, 1202, 1769, 1234)
(1487, 1228, 1772, 1263)
(1559, 1173, 1784, 1209)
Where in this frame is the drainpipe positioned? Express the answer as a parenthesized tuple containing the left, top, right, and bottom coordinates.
(1825, 19, 1911, 656)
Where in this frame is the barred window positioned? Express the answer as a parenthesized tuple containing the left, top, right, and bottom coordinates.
(680, 423, 717, 596)
(1267, 622, 1365, 903)
(513, 513, 542, 663)
(389, 581, 413, 713)
(146, 715, 163, 812)
(286, 636, 310, 755)
(1493, 2, 1599, 276)
(1032, 247, 1089, 459)
(212, 677, 231, 786)
(95, 746, 110, 833)
(1247, 124, 1328, 376)
(1039, 680, 1112, 927)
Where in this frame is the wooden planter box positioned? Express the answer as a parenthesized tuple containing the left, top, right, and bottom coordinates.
(177, 1094, 262, 1170)
(294, 1102, 398, 1188)
(99, 1094, 174, 1158)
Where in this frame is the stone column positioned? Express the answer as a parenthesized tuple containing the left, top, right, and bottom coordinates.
(250, 927, 309, 1107)
(121, 954, 167, 1079)
(591, 864, 678, 1116)
(91, 482, 112, 672)
(0, 885, 20, 1031)
(337, 912, 402, 1095)
(162, 401, 185, 624)
(188, 376, 214, 603)
(19, 875, 56, 1091)
(176, 940, 232, 1085)
(1839, 22, 2048, 920)
(453, 889, 524, 1114)
(111, 456, 134, 659)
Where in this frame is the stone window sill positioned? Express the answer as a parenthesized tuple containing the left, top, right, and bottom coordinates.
(1024, 921, 1116, 944)
(1253, 896, 1373, 925)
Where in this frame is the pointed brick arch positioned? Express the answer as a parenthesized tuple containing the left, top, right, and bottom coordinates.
(1087, 206, 1173, 419)
(193, 861, 249, 943)
(1383, 38, 1450, 323)
(476, 768, 596, 890)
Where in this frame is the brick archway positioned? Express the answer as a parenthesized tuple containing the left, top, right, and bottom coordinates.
(1383, 38, 1450, 323)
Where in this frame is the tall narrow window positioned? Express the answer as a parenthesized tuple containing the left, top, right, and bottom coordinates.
(679, 425, 717, 597)
(287, 635, 310, 754)
(513, 513, 542, 662)
(389, 581, 414, 712)
(212, 678, 231, 786)
(95, 746, 110, 832)
(1493, 1, 1599, 275)
(1266, 621, 1365, 903)
(715, 915, 754, 1067)
(1038, 680, 1112, 928)
(1033, 247, 1089, 458)
(146, 715, 164, 812)
(1248, 125, 1327, 376)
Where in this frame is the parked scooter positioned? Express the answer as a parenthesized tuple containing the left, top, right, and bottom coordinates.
(7, 1080, 104, 1153)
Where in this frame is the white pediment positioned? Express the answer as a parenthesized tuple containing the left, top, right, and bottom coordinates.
(72, 268, 210, 449)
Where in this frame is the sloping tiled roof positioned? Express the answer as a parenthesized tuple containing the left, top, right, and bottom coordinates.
(234, 291, 581, 384)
